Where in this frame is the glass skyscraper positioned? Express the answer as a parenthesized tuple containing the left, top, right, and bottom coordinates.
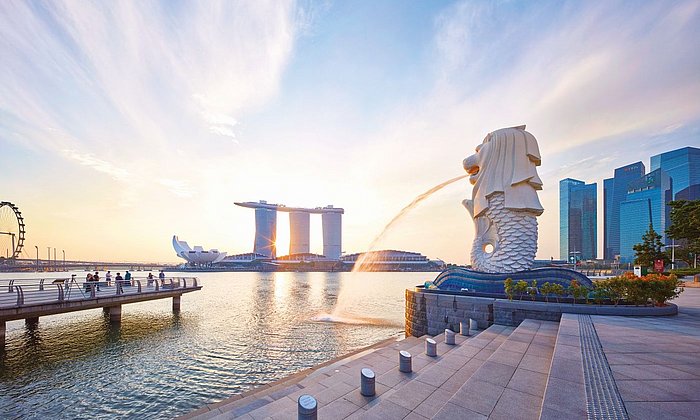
(603, 162, 645, 260)
(560, 178, 597, 261)
(619, 169, 672, 263)
(650, 147, 700, 200)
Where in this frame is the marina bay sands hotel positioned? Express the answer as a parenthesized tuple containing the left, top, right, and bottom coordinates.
(234, 201, 343, 260)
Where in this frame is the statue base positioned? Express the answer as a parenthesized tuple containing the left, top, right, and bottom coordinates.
(433, 267, 593, 293)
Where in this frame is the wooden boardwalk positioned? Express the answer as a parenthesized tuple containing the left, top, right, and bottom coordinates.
(0, 276, 201, 346)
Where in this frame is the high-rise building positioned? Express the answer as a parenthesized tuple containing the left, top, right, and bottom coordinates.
(560, 178, 597, 261)
(603, 162, 645, 260)
(650, 146, 700, 200)
(619, 169, 672, 263)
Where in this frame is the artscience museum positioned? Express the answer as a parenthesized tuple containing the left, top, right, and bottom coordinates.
(172, 235, 227, 265)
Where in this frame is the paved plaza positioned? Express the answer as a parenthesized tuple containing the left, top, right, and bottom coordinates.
(183, 288, 700, 419)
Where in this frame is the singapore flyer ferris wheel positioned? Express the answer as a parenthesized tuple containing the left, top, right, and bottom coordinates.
(0, 201, 26, 260)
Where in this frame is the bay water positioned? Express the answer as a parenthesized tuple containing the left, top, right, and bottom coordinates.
(0, 271, 431, 419)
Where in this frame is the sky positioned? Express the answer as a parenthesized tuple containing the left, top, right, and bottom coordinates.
(1, 0, 699, 264)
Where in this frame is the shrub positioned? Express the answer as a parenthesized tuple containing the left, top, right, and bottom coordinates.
(504, 278, 514, 301)
(514, 280, 528, 300)
(568, 280, 589, 302)
(643, 273, 683, 306)
(528, 280, 538, 301)
(540, 282, 553, 302)
(551, 283, 566, 303)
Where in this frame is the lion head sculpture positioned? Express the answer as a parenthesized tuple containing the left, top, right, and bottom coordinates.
(462, 125, 543, 273)
(463, 125, 543, 217)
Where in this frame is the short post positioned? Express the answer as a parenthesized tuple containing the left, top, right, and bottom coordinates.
(426, 337, 437, 357)
(445, 329, 456, 345)
(25, 317, 39, 328)
(460, 320, 470, 336)
(0, 321, 5, 348)
(297, 394, 317, 420)
(173, 295, 181, 312)
(399, 350, 412, 373)
(360, 368, 376, 396)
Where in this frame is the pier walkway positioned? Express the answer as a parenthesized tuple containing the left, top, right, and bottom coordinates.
(183, 288, 700, 419)
(0, 276, 201, 346)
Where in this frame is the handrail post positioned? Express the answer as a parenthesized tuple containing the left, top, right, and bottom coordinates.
(183, 278, 187, 288)
(155, 279, 159, 291)
(40, 278, 45, 291)
(8, 279, 14, 293)
(56, 283, 64, 302)
(90, 283, 96, 299)
(137, 280, 142, 293)
(16, 285, 24, 306)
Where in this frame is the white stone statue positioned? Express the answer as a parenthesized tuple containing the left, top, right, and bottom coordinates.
(462, 125, 544, 273)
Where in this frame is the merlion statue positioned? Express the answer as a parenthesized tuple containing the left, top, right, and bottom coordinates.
(462, 125, 543, 273)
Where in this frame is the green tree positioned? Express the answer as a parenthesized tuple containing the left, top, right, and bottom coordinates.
(633, 224, 669, 268)
(667, 200, 700, 265)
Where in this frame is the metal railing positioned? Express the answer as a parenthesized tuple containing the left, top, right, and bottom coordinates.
(0, 276, 199, 309)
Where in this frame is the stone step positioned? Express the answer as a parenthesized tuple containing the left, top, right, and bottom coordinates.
(434, 319, 559, 419)
(358, 325, 515, 419)
(538, 314, 587, 419)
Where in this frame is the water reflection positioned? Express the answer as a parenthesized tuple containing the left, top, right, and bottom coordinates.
(0, 272, 424, 419)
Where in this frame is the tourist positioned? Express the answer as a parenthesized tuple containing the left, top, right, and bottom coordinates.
(115, 272, 124, 294)
(93, 272, 101, 291)
(86, 273, 93, 282)
(124, 270, 132, 286)
(147, 272, 154, 286)
(105, 270, 112, 286)
(159, 270, 165, 286)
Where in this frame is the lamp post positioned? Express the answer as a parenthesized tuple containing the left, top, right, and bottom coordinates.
(62, 250, 65, 271)
(47, 247, 50, 271)
(35, 245, 39, 271)
(53, 248, 56, 271)
(664, 239, 680, 270)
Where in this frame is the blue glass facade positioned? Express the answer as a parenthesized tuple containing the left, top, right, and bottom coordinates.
(560, 178, 597, 261)
(603, 162, 645, 260)
(650, 147, 700, 200)
(619, 169, 672, 263)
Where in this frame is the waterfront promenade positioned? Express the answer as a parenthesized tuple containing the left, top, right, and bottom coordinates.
(183, 288, 700, 419)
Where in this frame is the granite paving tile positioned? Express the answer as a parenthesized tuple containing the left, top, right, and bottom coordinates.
(412, 388, 453, 418)
(450, 378, 505, 415)
(490, 387, 542, 420)
(506, 368, 548, 398)
(470, 361, 516, 387)
(316, 397, 362, 420)
(539, 377, 586, 419)
(360, 400, 410, 419)
(488, 349, 525, 367)
(519, 353, 551, 374)
(624, 401, 700, 420)
(433, 402, 487, 420)
(386, 378, 436, 410)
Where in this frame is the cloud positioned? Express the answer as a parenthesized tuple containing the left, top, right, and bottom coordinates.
(62, 149, 131, 183)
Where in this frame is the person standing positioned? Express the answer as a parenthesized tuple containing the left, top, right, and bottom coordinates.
(115, 272, 124, 294)
(124, 270, 132, 286)
(158, 270, 165, 286)
(105, 270, 112, 286)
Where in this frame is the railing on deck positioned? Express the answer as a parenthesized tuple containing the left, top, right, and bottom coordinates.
(0, 276, 199, 309)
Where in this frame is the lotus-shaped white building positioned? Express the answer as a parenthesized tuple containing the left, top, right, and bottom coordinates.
(172, 235, 227, 265)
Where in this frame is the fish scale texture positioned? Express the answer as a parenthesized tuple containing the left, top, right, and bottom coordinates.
(471, 192, 538, 273)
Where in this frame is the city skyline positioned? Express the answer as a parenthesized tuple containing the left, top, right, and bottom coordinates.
(2, 1, 700, 264)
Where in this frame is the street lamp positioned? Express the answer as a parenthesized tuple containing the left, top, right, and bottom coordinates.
(35, 245, 39, 271)
(62, 250, 65, 271)
(47, 247, 50, 271)
(664, 239, 680, 270)
(53, 248, 56, 271)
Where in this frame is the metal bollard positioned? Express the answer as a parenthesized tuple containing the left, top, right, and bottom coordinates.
(426, 337, 437, 357)
(298, 394, 317, 420)
(460, 320, 470, 336)
(360, 368, 376, 396)
(399, 350, 412, 373)
(445, 329, 456, 345)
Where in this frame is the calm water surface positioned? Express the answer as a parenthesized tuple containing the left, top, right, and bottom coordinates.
(0, 271, 430, 419)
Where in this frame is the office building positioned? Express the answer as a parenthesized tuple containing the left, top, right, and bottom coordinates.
(603, 162, 645, 260)
(560, 178, 597, 261)
(650, 147, 700, 200)
(619, 169, 672, 263)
